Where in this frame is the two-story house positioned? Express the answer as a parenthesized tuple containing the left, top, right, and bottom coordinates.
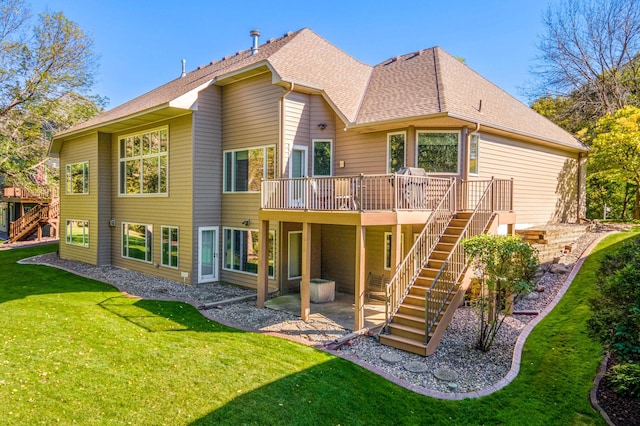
(50, 28, 587, 355)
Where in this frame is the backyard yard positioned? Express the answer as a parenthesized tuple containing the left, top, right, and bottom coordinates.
(2, 230, 636, 425)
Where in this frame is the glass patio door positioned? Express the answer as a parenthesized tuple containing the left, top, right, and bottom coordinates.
(289, 146, 307, 207)
(198, 227, 219, 283)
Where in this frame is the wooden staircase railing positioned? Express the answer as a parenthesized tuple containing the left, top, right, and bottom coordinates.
(382, 178, 457, 325)
(424, 180, 495, 339)
(8, 204, 50, 242)
(378, 178, 510, 355)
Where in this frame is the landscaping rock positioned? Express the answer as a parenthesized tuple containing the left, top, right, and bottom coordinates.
(434, 367, 459, 382)
(550, 263, 570, 274)
(535, 285, 545, 292)
(404, 361, 429, 373)
(525, 292, 540, 300)
(380, 352, 403, 364)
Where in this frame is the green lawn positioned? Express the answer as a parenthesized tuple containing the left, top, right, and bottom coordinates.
(1, 230, 637, 425)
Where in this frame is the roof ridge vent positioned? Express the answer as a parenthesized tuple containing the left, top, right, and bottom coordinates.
(250, 29, 260, 55)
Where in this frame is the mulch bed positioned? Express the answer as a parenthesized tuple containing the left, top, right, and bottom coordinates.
(596, 354, 640, 426)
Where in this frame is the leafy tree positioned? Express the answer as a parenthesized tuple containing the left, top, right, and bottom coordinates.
(588, 106, 640, 219)
(530, 95, 594, 135)
(588, 238, 640, 362)
(0, 0, 103, 189)
(533, 0, 640, 120)
(462, 235, 539, 352)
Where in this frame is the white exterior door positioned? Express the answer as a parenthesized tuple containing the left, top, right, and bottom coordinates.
(198, 227, 219, 283)
(289, 146, 307, 207)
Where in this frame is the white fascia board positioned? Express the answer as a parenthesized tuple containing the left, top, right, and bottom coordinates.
(168, 80, 215, 110)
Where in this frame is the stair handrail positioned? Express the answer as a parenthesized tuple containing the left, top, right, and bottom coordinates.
(424, 179, 496, 338)
(48, 198, 60, 220)
(383, 178, 457, 326)
(9, 204, 44, 241)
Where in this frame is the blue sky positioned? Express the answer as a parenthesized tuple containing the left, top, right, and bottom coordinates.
(30, 0, 558, 109)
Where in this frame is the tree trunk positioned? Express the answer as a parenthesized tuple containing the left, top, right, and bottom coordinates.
(621, 183, 630, 219)
(634, 186, 640, 220)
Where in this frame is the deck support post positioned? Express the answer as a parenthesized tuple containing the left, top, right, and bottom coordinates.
(391, 224, 402, 274)
(257, 219, 270, 308)
(301, 222, 311, 321)
(354, 224, 366, 330)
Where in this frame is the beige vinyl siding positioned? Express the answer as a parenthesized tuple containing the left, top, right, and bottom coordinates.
(310, 96, 336, 141)
(59, 133, 100, 265)
(335, 126, 387, 176)
(221, 73, 280, 150)
(110, 115, 193, 282)
(283, 92, 310, 177)
(220, 72, 280, 289)
(321, 224, 355, 293)
(192, 85, 222, 282)
(97, 132, 112, 265)
(477, 133, 580, 226)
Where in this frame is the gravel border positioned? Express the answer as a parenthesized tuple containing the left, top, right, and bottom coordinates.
(16, 224, 628, 398)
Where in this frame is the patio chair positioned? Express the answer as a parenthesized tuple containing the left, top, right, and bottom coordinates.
(366, 272, 389, 303)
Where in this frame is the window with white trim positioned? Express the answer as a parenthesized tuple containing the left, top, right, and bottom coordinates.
(384, 232, 405, 270)
(417, 131, 460, 174)
(312, 140, 332, 176)
(469, 134, 479, 176)
(66, 219, 89, 247)
(387, 132, 406, 173)
(122, 223, 153, 262)
(66, 162, 89, 194)
(118, 127, 168, 195)
(224, 146, 275, 192)
(161, 226, 179, 268)
(223, 227, 275, 277)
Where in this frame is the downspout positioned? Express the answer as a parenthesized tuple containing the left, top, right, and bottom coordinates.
(577, 152, 583, 222)
(279, 82, 294, 178)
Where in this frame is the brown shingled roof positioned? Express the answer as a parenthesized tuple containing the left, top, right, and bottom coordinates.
(57, 28, 585, 152)
(59, 29, 305, 135)
(357, 47, 585, 150)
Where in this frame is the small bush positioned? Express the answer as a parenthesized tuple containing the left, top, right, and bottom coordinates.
(607, 362, 640, 400)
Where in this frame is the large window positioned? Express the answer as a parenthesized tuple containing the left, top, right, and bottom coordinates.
(223, 227, 275, 278)
(312, 140, 332, 176)
(122, 223, 153, 262)
(119, 127, 168, 195)
(224, 146, 275, 192)
(66, 162, 89, 194)
(469, 134, 479, 176)
(384, 232, 405, 270)
(417, 131, 460, 174)
(161, 226, 179, 268)
(66, 219, 89, 247)
(387, 132, 406, 173)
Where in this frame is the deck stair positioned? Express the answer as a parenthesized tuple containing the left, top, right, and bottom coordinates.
(379, 213, 474, 355)
(8, 198, 59, 243)
(378, 178, 500, 356)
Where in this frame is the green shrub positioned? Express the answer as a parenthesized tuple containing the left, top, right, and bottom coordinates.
(588, 238, 640, 362)
(607, 362, 640, 399)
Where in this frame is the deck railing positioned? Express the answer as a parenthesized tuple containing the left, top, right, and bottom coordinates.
(458, 178, 513, 212)
(261, 174, 452, 212)
(424, 179, 496, 338)
(2, 186, 55, 200)
(383, 178, 457, 324)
